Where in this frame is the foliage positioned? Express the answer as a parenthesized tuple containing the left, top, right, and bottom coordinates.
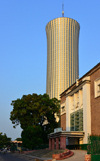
(0, 133, 11, 149)
(67, 144, 88, 150)
(87, 135, 100, 155)
(10, 143, 17, 152)
(15, 138, 22, 141)
(10, 93, 60, 130)
(10, 93, 60, 148)
(91, 154, 100, 161)
(21, 126, 44, 149)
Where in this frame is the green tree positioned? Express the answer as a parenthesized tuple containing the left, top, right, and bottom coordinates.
(0, 133, 11, 149)
(21, 126, 43, 149)
(10, 94, 60, 129)
(10, 93, 60, 148)
(15, 138, 22, 141)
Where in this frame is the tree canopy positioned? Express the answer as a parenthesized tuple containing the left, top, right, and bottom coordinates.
(10, 93, 60, 130)
(21, 125, 44, 149)
(0, 133, 11, 149)
(10, 93, 60, 148)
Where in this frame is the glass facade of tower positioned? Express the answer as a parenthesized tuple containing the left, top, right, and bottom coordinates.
(46, 17, 80, 99)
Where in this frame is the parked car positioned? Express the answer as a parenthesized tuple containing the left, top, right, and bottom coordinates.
(0, 148, 7, 153)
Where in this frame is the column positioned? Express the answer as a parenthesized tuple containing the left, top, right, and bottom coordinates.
(56, 137, 59, 150)
(83, 81, 91, 143)
(49, 138, 52, 150)
(52, 138, 55, 150)
(60, 136, 66, 149)
(66, 96, 71, 131)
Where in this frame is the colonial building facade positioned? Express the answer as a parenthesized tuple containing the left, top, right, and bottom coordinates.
(49, 63, 100, 149)
(60, 63, 100, 144)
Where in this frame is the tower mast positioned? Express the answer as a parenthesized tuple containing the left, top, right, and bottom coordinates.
(62, 3, 64, 17)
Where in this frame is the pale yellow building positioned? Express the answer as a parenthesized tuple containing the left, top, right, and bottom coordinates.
(46, 17, 80, 99)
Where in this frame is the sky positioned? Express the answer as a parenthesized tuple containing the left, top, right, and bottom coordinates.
(0, 0, 100, 140)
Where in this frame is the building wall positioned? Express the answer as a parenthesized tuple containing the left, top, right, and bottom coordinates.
(60, 96, 66, 130)
(61, 113, 66, 131)
(60, 64, 100, 145)
(61, 87, 84, 132)
(60, 94, 66, 104)
(90, 68, 100, 135)
(68, 137, 79, 145)
(46, 17, 80, 99)
(82, 79, 91, 143)
(60, 78, 91, 144)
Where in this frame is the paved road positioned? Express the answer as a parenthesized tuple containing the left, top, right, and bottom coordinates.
(0, 152, 34, 161)
(0, 150, 87, 161)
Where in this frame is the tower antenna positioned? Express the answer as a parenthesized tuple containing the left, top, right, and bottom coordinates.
(62, 3, 64, 17)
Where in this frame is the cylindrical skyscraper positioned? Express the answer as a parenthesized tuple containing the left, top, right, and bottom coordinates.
(46, 17, 80, 99)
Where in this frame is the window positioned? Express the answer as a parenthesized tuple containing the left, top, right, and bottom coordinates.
(94, 78, 100, 98)
(98, 84, 100, 93)
(62, 106, 65, 112)
(70, 108, 83, 131)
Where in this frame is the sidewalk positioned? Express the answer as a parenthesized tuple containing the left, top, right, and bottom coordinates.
(26, 150, 87, 161)
(12, 150, 87, 161)
(60, 150, 87, 161)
